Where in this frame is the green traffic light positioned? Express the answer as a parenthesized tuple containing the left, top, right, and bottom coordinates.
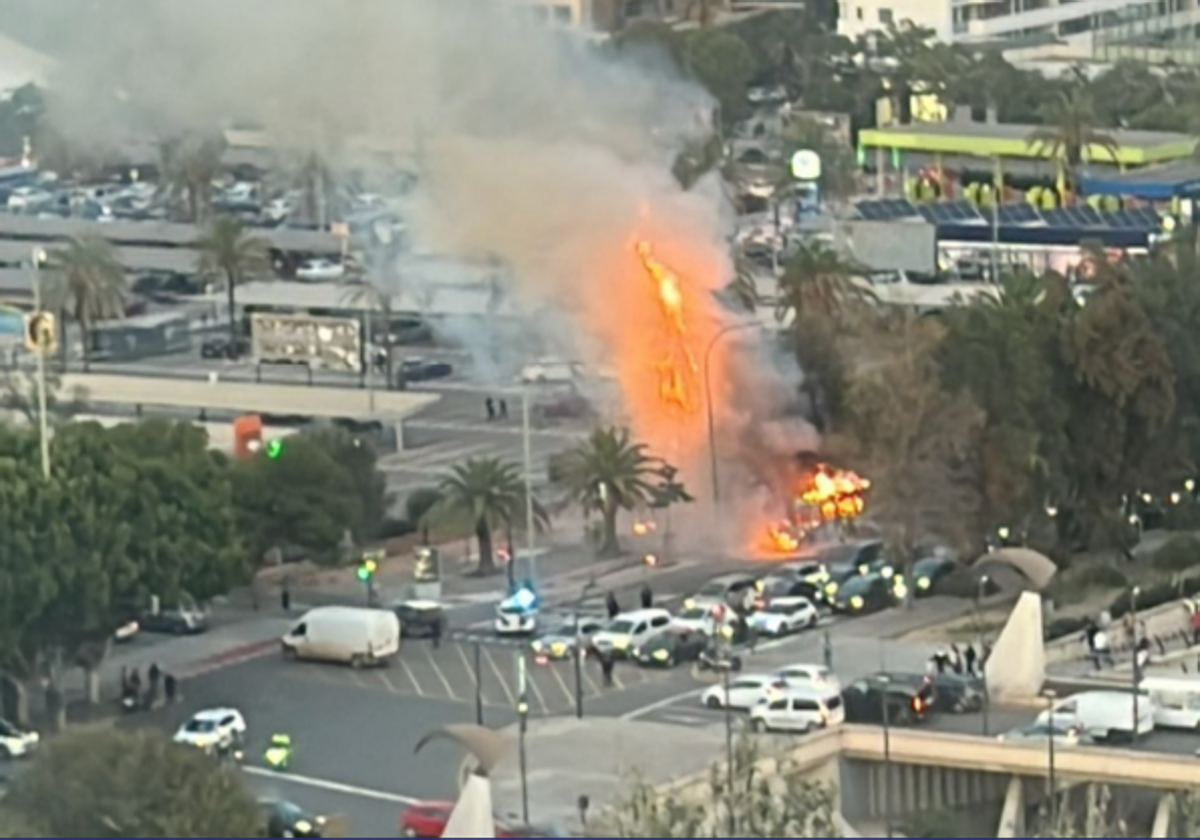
(356, 566, 369, 582)
(266, 439, 284, 460)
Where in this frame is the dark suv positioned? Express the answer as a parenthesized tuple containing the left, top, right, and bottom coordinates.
(841, 675, 934, 726)
(393, 601, 448, 639)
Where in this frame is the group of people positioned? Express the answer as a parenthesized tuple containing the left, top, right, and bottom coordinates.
(928, 643, 981, 677)
(484, 397, 510, 421)
(119, 663, 178, 711)
(603, 585, 655, 621)
(1084, 611, 1152, 671)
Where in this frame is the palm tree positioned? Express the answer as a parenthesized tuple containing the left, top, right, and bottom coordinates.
(431, 458, 548, 576)
(1027, 84, 1119, 201)
(342, 277, 396, 387)
(45, 235, 128, 370)
(194, 216, 270, 344)
(557, 427, 668, 558)
(773, 241, 869, 323)
(159, 133, 227, 223)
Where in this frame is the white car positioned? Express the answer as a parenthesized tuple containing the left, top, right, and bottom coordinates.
(591, 608, 672, 657)
(113, 619, 140, 643)
(173, 708, 247, 753)
(530, 617, 606, 660)
(0, 719, 38, 759)
(683, 574, 760, 613)
(748, 597, 818, 637)
(296, 258, 346, 281)
(749, 687, 845, 734)
(775, 663, 841, 694)
(520, 359, 582, 384)
(701, 674, 788, 710)
(494, 600, 539, 636)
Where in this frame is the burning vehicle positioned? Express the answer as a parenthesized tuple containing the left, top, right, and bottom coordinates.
(764, 461, 871, 555)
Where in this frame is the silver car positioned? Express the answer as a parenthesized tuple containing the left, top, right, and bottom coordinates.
(998, 721, 1092, 747)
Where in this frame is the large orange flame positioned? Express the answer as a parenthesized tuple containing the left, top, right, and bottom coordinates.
(636, 240, 701, 415)
(757, 464, 871, 555)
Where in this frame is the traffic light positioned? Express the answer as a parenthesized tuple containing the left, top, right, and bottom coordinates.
(356, 557, 378, 582)
(23, 311, 56, 354)
(265, 439, 285, 460)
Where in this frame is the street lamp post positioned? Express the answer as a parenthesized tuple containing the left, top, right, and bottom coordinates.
(880, 675, 893, 839)
(518, 653, 530, 825)
(1044, 689, 1057, 826)
(574, 580, 597, 720)
(521, 390, 537, 583)
(976, 574, 991, 736)
(1132, 584, 1142, 742)
(721, 664, 735, 836)
(30, 248, 49, 481)
(703, 321, 759, 504)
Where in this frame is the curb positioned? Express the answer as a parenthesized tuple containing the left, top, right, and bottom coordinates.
(175, 638, 279, 679)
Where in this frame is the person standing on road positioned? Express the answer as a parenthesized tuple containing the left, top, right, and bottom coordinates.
(486, 397, 496, 421)
(605, 591, 620, 620)
(600, 650, 615, 688)
(499, 399, 509, 420)
(822, 631, 833, 672)
(1094, 628, 1113, 669)
(640, 583, 653, 610)
(431, 617, 443, 649)
(164, 673, 178, 704)
(964, 644, 978, 676)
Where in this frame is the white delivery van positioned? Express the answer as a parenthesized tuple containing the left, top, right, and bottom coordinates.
(1139, 677, 1200, 729)
(281, 607, 400, 668)
(1036, 690, 1155, 742)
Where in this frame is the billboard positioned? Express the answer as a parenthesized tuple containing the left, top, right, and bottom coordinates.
(250, 313, 363, 372)
(833, 219, 938, 274)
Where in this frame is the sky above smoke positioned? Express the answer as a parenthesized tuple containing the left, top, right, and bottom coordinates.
(0, 0, 817, 534)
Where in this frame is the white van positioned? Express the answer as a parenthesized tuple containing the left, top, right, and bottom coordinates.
(591, 609, 672, 656)
(281, 607, 400, 668)
(1140, 677, 1200, 729)
(1036, 691, 1155, 742)
(749, 686, 845, 734)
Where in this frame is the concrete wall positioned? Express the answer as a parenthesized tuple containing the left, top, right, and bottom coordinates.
(1045, 596, 1194, 666)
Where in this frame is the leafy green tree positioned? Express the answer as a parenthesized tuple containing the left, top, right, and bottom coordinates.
(194, 214, 270, 345)
(233, 434, 363, 564)
(607, 736, 840, 837)
(774, 241, 867, 322)
(45, 234, 129, 370)
(430, 458, 547, 575)
(557, 427, 669, 558)
(406, 487, 443, 545)
(789, 312, 849, 434)
(303, 425, 390, 541)
(4, 728, 261, 838)
(681, 29, 757, 126)
(1027, 83, 1120, 198)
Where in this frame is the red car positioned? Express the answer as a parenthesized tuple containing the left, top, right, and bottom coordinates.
(399, 802, 520, 838)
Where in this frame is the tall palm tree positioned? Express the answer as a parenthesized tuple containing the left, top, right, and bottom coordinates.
(159, 133, 227, 223)
(194, 216, 270, 344)
(557, 426, 667, 558)
(341, 276, 396, 386)
(431, 458, 548, 576)
(773, 241, 869, 324)
(1027, 84, 1119, 201)
(45, 235, 128, 370)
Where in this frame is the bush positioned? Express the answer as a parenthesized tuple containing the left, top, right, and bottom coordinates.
(1109, 581, 1176, 619)
(1045, 616, 1087, 641)
(404, 487, 442, 529)
(379, 518, 416, 540)
(1151, 534, 1200, 574)
(1072, 563, 1129, 590)
(931, 567, 978, 599)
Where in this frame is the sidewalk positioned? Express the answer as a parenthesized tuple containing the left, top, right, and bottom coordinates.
(490, 717, 727, 830)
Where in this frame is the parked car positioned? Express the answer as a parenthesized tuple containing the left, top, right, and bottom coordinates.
(397, 358, 454, 384)
(140, 607, 208, 635)
(874, 671, 985, 714)
(775, 663, 841, 695)
(830, 573, 894, 616)
(912, 556, 958, 596)
(701, 673, 788, 710)
(998, 721, 1092, 747)
(530, 617, 606, 660)
(748, 596, 819, 637)
(0, 719, 38, 760)
(259, 798, 326, 838)
(841, 676, 932, 726)
(281, 607, 401, 667)
(631, 628, 708, 668)
(755, 572, 825, 608)
(200, 335, 251, 360)
(113, 618, 140, 643)
(749, 686, 845, 734)
(683, 573, 760, 612)
(296, 258, 345, 281)
(819, 562, 863, 602)
(392, 601, 447, 639)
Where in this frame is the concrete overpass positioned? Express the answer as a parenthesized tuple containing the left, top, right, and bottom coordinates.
(60, 372, 439, 421)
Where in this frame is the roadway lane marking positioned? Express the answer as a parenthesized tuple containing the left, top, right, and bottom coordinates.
(482, 646, 516, 707)
(455, 643, 479, 693)
(244, 767, 419, 806)
(619, 687, 704, 721)
(376, 669, 398, 693)
(580, 663, 601, 698)
(398, 656, 427, 696)
(547, 661, 575, 706)
(423, 646, 459, 700)
(525, 662, 551, 714)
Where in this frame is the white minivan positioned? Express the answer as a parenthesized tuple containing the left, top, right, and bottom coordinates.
(281, 607, 401, 668)
(591, 609, 672, 656)
(1139, 677, 1200, 729)
(749, 687, 845, 734)
(1036, 690, 1155, 742)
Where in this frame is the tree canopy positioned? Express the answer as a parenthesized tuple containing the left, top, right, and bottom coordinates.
(2, 728, 261, 838)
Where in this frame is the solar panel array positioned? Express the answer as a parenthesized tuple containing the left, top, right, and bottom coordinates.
(853, 199, 1165, 231)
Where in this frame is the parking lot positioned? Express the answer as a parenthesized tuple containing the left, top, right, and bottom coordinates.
(284, 637, 686, 717)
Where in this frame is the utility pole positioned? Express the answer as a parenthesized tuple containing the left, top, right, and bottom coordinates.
(31, 247, 49, 481)
(517, 653, 530, 825)
(522, 390, 536, 583)
(880, 676, 893, 839)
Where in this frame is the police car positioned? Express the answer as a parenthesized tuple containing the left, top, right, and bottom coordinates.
(0, 719, 38, 759)
(173, 708, 247, 753)
(494, 588, 539, 636)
